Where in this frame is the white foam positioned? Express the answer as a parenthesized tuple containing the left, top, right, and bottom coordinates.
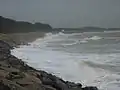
(62, 29, 65, 32)
(90, 36, 102, 40)
(104, 30, 120, 33)
(62, 42, 77, 46)
(12, 45, 118, 90)
(75, 36, 102, 44)
(79, 40, 88, 43)
(11, 32, 120, 90)
(84, 36, 102, 41)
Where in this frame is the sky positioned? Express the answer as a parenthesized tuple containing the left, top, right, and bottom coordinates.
(0, 0, 120, 28)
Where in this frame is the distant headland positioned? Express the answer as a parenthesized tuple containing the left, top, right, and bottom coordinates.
(1, 16, 120, 34)
(55, 27, 120, 32)
(0, 16, 52, 33)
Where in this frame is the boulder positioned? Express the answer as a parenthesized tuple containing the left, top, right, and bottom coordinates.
(0, 81, 10, 90)
(83, 86, 98, 90)
(6, 72, 25, 80)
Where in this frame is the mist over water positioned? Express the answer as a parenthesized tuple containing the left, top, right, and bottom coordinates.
(12, 30, 120, 90)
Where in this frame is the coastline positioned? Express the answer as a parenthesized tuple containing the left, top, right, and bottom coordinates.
(0, 32, 45, 47)
(0, 32, 98, 90)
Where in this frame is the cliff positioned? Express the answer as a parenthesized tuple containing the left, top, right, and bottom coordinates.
(0, 16, 52, 33)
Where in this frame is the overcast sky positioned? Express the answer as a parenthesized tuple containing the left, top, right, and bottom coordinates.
(0, 0, 120, 28)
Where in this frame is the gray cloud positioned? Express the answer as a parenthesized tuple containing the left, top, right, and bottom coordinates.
(0, 0, 120, 28)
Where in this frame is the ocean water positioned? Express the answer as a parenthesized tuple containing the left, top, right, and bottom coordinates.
(11, 30, 120, 90)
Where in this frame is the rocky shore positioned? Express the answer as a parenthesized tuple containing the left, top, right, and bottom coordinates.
(0, 32, 45, 47)
(0, 39, 98, 90)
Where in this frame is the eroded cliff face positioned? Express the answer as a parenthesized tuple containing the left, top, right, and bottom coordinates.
(0, 16, 52, 33)
(0, 40, 98, 90)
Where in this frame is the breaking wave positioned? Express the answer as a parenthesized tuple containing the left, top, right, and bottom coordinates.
(12, 31, 120, 90)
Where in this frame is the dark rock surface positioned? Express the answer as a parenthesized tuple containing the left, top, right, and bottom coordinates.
(0, 40, 98, 90)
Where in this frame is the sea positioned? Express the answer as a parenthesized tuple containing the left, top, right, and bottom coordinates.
(11, 30, 120, 90)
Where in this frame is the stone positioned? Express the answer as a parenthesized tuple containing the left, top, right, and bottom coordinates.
(82, 86, 98, 90)
(0, 81, 10, 90)
(6, 72, 25, 80)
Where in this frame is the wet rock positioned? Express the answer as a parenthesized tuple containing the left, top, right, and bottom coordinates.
(66, 81, 82, 88)
(0, 40, 12, 49)
(0, 40, 12, 54)
(82, 86, 98, 90)
(7, 55, 36, 72)
(40, 85, 56, 90)
(0, 40, 13, 61)
(40, 71, 82, 90)
(40, 71, 65, 90)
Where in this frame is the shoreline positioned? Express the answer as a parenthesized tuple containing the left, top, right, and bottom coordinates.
(0, 32, 45, 47)
(0, 32, 98, 90)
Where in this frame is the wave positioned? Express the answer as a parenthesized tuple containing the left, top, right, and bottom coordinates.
(89, 36, 102, 40)
(62, 42, 78, 46)
(29, 32, 104, 49)
(61, 39, 88, 46)
(46, 32, 82, 37)
(104, 30, 120, 33)
(84, 36, 102, 41)
(76, 36, 102, 44)
(81, 60, 120, 90)
(46, 32, 65, 36)
(31, 32, 103, 49)
(82, 61, 120, 73)
(12, 31, 120, 90)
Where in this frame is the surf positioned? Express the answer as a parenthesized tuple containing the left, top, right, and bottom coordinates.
(11, 31, 120, 90)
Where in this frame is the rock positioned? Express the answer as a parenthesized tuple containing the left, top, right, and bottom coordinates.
(16, 73, 42, 87)
(66, 81, 82, 88)
(0, 40, 12, 49)
(0, 79, 26, 90)
(0, 70, 8, 79)
(40, 71, 82, 90)
(16, 81, 33, 87)
(7, 55, 36, 72)
(6, 72, 25, 80)
(0, 81, 10, 90)
(0, 40, 12, 61)
(24, 84, 56, 90)
(82, 86, 98, 90)
(40, 71, 65, 90)
(40, 85, 56, 90)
